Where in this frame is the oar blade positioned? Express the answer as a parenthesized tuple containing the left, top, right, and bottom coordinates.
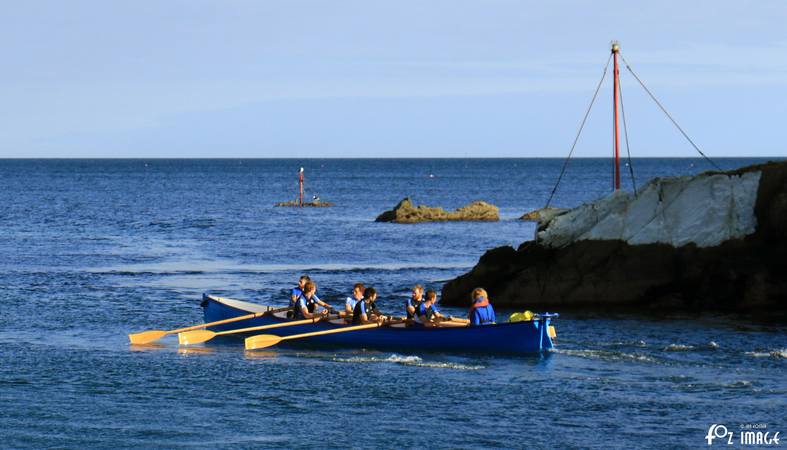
(178, 329, 217, 345)
(128, 330, 168, 345)
(245, 334, 282, 350)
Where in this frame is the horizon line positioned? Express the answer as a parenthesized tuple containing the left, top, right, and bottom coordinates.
(1, 156, 783, 161)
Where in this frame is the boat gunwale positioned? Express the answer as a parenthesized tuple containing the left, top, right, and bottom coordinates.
(203, 294, 557, 332)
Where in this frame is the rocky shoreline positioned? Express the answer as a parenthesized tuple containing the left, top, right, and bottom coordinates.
(441, 161, 787, 318)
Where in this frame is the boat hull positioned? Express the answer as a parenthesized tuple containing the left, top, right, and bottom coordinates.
(201, 294, 557, 355)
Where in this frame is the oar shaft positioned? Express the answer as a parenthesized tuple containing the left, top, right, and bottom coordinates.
(169, 305, 290, 334)
(215, 316, 329, 336)
(169, 312, 262, 334)
(281, 322, 385, 342)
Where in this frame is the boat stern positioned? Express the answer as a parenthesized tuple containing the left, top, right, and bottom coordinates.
(537, 313, 559, 351)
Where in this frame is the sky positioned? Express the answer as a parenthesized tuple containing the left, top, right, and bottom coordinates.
(1, 0, 786, 158)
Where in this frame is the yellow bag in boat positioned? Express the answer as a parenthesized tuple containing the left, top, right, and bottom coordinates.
(509, 310, 534, 322)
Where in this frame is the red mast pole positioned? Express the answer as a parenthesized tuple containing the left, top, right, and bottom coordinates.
(298, 167, 304, 207)
(612, 41, 621, 191)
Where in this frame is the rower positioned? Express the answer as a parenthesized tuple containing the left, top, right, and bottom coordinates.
(293, 281, 333, 319)
(345, 282, 365, 316)
(352, 287, 385, 324)
(415, 290, 444, 326)
(405, 284, 424, 319)
(290, 275, 310, 308)
(468, 287, 496, 326)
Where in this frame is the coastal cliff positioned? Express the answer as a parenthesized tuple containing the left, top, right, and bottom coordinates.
(441, 161, 787, 316)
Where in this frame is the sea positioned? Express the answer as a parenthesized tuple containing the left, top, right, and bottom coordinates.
(0, 158, 784, 449)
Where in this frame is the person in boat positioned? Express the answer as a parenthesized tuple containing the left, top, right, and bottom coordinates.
(352, 287, 386, 325)
(414, 290, 445, 326)
(293, 281, 333, 320)
(290, 275, 311, 308)
(345, 282, 365, 316)
(468, 287, 496, 326)
(405, 284, 424, 320)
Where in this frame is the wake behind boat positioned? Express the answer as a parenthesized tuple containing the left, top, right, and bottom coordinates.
(196, 294, 558, 355)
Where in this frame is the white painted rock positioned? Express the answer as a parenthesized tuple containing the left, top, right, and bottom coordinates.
(537, 171, 762, 248)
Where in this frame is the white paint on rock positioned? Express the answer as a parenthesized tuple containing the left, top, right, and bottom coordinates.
(537, 171, 762, 248)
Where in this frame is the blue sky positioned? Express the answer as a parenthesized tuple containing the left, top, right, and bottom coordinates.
(1, 1, 786, 158)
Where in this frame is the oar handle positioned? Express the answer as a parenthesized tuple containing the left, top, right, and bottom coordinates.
(446, 316, 470, 324)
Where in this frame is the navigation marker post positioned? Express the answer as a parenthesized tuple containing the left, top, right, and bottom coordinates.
(299, 167, 304, 207)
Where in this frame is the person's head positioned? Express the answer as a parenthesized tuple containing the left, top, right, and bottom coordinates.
(425, 290, 437, 305)
(303, 281, 316, 297)
(353, 283, 365, 298)
(471, 287, 488, 303)
(411, 284, 424, 300)
(364, 287, 377, 301)
(299, 275, 311, 288)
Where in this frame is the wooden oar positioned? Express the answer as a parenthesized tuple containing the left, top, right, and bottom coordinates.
(128, 306, 289, 345)
(245, 319, 404, 350)
(444, 316, 470, 325)
(178, 314, 338, 345)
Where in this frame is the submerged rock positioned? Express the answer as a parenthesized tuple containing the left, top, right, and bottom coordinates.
(441, 161, 787, 317)
(375, 197, 499, 223)
(275, 200, 335, 207)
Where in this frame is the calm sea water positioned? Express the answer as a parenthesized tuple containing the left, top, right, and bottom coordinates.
(0, 158, 784, 449)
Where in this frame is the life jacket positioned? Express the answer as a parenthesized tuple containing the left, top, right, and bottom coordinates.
(353, 299, 380, 324)
(288, 287, 304, 318)
(470, 304, 496, 325)
(292, 295, 317, 320)
(416, 303, 438, 322)
(416, 302, 427, 318)
(406, 297, 422, 319)
(352, 299, 369, 325)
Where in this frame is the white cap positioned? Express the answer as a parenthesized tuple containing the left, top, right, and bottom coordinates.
(300, 167, 304, 172)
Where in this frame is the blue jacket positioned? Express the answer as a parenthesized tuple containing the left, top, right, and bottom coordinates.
(416, 303, 439, 322)
(406, 297, 422, 319)
(469, 304, 496, 325)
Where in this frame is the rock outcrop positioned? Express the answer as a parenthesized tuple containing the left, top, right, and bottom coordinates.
(375, 197, 499, 223)
(536, 171, 761, 248)
(520, 207, 568, 222)
(441, 161, 787, 317)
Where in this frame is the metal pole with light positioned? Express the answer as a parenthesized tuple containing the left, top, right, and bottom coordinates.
(298, 167, 304, 207)
(611, 41, 621, 191)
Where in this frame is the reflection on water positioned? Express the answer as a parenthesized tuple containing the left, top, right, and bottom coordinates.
(128, 343, 167, 352)
(243, 350, 281, 360)
(177, 345, 216, 355)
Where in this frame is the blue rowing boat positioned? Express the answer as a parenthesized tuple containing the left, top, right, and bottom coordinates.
(201, 294, 558, 355)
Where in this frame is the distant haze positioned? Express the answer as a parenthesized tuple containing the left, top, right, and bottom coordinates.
(1, 1, 786, 158)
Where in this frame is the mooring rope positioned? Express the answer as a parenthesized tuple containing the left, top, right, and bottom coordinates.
(619, 53, 722, 171)
(617, 74, 638, 196)
(545, 53, 613, 208)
